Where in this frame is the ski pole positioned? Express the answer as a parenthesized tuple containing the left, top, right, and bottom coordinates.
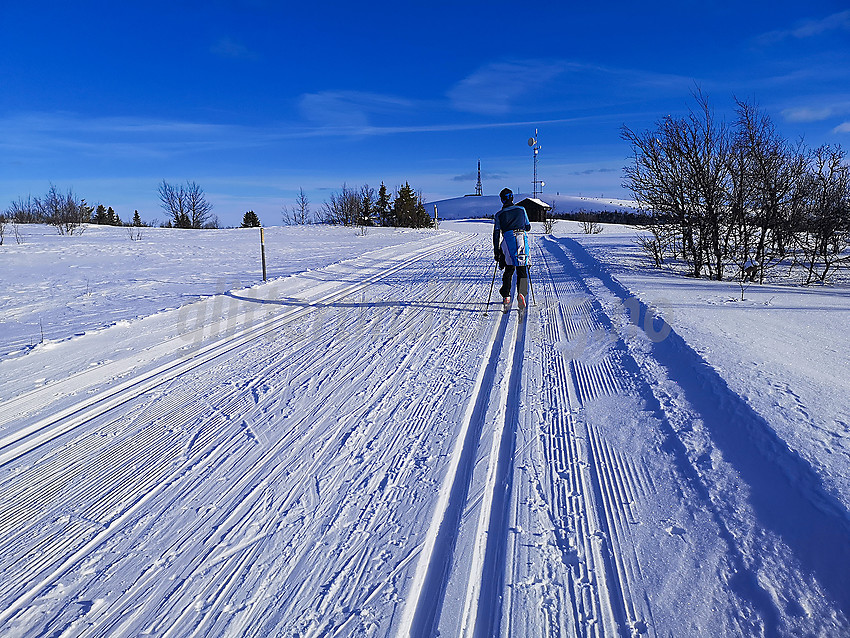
(528, 265, 536, 306)
(485, 263, 498, 315)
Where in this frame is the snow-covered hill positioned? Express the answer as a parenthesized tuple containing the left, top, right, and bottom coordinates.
(1, 221, 848, 637)
(429, 194, 640, 220)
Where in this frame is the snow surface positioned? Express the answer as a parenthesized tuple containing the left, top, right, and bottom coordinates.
(1, 216, 849, 637)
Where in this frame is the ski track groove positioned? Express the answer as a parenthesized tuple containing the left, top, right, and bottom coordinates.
(0, 235, 472, 465)
(499, 240, 658, 638)
(0, 236, 490, 636)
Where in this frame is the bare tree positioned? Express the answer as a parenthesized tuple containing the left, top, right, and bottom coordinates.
(321, 183, 361, 226)
(623, 91, 731, 279)
(730, 99, 808, 283)
(623, 116, 705, 276)
(576, 211, 603, 234)
(542, 204, 557, 234)
(5, 195, 42, 223)
(159, 180, 214, 228)
(295, 187, 311, 224)
(37, 184, 91, 235)
(635, 213, 678, 268)
(684, 92, 732, 280)
(283, 187, 312, 225)
(185, 181, 215, 228)
(158, 180, 189, 228)
(797, 145, 850, 284)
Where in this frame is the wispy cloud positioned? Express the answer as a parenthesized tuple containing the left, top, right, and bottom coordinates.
(780, 97, 850, 124)
(451, 169, 505, 183)
(833, 122, 850, 134)
(283, 114, 625, 140)
(447, 60, 568, 115)
(0, 112, 264, 159)
(569, 168, 618, 176)
(447, 59, 695, 116)
(211, 36, 259, 60)
(298, 91, 415, 129)
(782, 106, 835, 122)
(757, 10, 850, 45)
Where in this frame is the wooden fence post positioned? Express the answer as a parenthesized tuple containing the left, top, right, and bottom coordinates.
(260, 227, 267, 282)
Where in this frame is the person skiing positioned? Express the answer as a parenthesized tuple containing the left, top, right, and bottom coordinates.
(493, 187, 531, 311)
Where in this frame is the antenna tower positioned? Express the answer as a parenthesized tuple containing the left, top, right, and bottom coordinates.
(475, 159, 483, 196)
(528, 129, 544, 198)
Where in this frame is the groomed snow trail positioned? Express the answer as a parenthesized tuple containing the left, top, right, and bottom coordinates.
(2, 229, 849, 637)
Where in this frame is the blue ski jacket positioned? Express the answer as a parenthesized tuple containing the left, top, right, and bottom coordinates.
(493, 204, 531, 267)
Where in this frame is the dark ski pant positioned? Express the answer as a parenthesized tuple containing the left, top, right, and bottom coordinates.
(500, 265, 528, 301)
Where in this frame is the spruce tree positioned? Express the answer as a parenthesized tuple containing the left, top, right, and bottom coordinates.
(393, 182, 431, 228)
(241, 210, 261, 227)
(93, 204, 109, 225)
(376, 182, 393, 226)
(132, 210, 142, 226)
(360, 185, 375, 226)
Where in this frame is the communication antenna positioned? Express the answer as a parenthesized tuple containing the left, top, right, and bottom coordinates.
(475, 159, 483, 196)
(529, 129, 545, 198)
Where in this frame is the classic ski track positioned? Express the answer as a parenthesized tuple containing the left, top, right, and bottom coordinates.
(1, 249, 464, 632)
(545, 241, 657, 638)
(552, 237, 850, 636)
(0, 233, 472, 467)
(497, 240, 657, 638)
(456, 274, 528, 637)
(399, 235, 658, 638)
(0, 235, 495, 634)
(396, 247, 534, 637)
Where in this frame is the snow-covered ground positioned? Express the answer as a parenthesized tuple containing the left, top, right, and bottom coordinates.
(1, 217, 849, 637)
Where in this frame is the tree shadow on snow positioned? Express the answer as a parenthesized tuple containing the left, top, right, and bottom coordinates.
(552, 236, 850, 631)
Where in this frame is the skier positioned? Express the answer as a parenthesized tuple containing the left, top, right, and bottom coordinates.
(493, 187, 531, 312)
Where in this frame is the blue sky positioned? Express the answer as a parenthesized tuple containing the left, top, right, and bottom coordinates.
(1, 1, 849, 227)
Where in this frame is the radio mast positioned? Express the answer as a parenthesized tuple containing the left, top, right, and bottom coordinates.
(528, 130, 544, 198)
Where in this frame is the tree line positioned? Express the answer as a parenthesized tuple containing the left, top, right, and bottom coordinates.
(1, 181, 200, 238)
(282, 181, 432, 229)
(2, 178, 433, 241)
(622, 92, 850, 285)
(1, 184, 146, 239)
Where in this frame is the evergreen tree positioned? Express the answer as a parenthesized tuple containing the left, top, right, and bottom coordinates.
(241, 210, 261, 227)
(360, 185, 375, 226)
(93, 204, 109, 225)
(376, 182, 393, 226)
(393, 182, 432, 228)
(106, 206, 120, 226)
(132, 210, 142, 226)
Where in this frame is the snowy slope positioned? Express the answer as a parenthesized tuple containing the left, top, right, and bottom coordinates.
(1, 221, 849, 637)
(0, 224, 434, 363)
(430, 194, 640, 221)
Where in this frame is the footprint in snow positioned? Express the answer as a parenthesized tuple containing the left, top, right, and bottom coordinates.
(665, 525, 686, 538)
